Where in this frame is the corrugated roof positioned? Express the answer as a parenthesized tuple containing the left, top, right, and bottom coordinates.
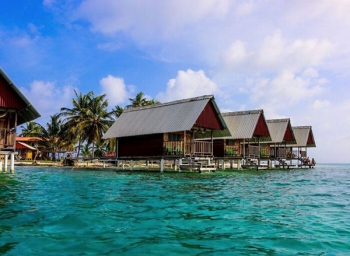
(0, 68, 41, 125)
(266, 118, 296, 144)
(196, 109, 270, 141)
(288, 126, 316, 147)
(103, 95, 227, 139)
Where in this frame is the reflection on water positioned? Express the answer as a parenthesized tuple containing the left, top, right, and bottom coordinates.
(0, 165, 350, 255)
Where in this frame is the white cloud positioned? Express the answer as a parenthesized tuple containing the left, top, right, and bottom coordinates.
(75, 0, 230, 39)
(100, 75, 132, 106)
(157, 69, 219, 102)
(247, 70, 326, 110)
(20, 80, 75, 124)
(221, 31, 333, 74)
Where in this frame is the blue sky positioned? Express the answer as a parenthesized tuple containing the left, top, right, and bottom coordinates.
(1, 0, 350, 163)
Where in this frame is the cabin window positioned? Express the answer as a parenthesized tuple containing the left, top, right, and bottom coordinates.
(226, 139, 234, 145)
(168, 133, 181, 141)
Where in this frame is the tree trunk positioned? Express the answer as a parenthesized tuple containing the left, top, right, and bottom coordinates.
(92, 142, 95, 158)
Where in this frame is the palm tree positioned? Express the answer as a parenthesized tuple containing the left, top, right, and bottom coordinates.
(127, 92, 148, 108)
(20, 121, 42, 137)
(112, 105, 124, 118)
(93, 139, 109, 157)
(36, 114, 64, 161)
(79, 93, 114, 158)
(60, 90, 93, 158)
(127, 92, 161, 108)
(80, 144, 91, 158)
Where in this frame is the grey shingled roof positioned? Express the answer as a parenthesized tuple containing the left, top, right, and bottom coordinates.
(0, 68, 41, 125)
(266, 118, 296, 144)
(288, 126, 316, 147)
(196, 109, 270, 141)
(103, 95, 227, 139)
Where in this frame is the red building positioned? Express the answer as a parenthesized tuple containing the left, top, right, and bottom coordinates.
(103, 95, 228, 159)
(0, 68, 40, 151)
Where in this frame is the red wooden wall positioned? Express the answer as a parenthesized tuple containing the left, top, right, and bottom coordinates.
(253, 114, 270, 137)
(118, 134, 164, 157)
(195, 101, 224, 130)
(283, 124, 295, 141)
(0, 76, 26, 109)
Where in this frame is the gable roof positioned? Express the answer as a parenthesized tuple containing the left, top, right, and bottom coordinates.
(266, 118, 296, 144)
(0, 68, 40, 125)
(288, 126, 316, 147)
(103, 95, 228, 139)
(196, 109, 271, 141)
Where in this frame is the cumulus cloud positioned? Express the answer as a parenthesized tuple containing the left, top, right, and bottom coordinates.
(157, 69, 220, 102)
(100, 75, 133, 106)
(20, 80, 75, 124)
(221, 31, 333, 74)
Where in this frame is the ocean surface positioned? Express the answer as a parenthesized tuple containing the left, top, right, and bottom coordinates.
(0, 164, 349, 255)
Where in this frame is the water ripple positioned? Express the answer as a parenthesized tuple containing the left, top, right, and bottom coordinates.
(0, 165, 350, 255)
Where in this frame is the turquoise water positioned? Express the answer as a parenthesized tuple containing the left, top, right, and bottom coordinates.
(0, 165, 349, 255)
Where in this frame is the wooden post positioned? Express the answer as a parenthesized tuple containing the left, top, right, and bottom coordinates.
(237, 159, 241, 169)
(4, 154, 8, 172)
(183, 131, 186, 155)
(146, 160, 149, 168)
(160, 158, 164, 172)
(0, 156, 3, 172)
(130, 160, 133, 171)
(222, 159, 225, 170)
(230, 160, 233, 169)
(178, 158, 182, 172)
(10, 153, 14, 173)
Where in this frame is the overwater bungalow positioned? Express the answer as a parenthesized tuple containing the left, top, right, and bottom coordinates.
(103, 95, 228, 172)
(0, 68, 40, 171)
(196, 109, 271, 168)
(266, 118, 296, 167)
(287, 126, 316, 167)
(266, 118, 296, 158)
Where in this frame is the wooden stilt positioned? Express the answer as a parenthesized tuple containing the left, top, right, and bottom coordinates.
(130, 160, 133, 171)
(10, 153, 14, 173)
(4, 155, 8, 172)
(160, 159, 164, 172)
(0, 157, 3, 172)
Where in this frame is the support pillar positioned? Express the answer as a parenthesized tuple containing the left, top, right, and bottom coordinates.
(160, 159, 164, 172)
(178, 158, 182, 172)
(130, 160, 133, 171)
(222, 159, 225, 170)
(237, 159, 241, 170)
(0, 156, 3, 172)
(4, 155, 8, 172)
(230, 160, 233, 169)
(10, 153, 14, 173)
(146, 160, 149, 168)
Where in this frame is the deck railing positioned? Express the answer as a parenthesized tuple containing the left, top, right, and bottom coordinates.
(164, 140, 213, 156)
(260, 148, 270, 157)
(0, 128, 16, 149)
(270, 148, 287, 158)
(164, 141, 184, 155)
(224, 145, 239, 156)
(246, 145, 260, 158)
(193, 141, 212, 155)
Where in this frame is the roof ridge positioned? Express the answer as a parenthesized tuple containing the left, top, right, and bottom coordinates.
(293, 126, 312, 129)
(266, 118, 290, 123)
(123, 95, 214, 113)
(222, 109, 263, 116)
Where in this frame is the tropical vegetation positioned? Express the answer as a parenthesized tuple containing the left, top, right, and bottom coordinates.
(19, 91, 159, 161)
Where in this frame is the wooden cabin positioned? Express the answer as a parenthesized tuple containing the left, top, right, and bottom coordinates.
(266, 118, 296, 160)
(103, 95, 228, 159)
(0, 69, 40, 151)
(196, 110, 271, 161)
(287, 126, 316, 165)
